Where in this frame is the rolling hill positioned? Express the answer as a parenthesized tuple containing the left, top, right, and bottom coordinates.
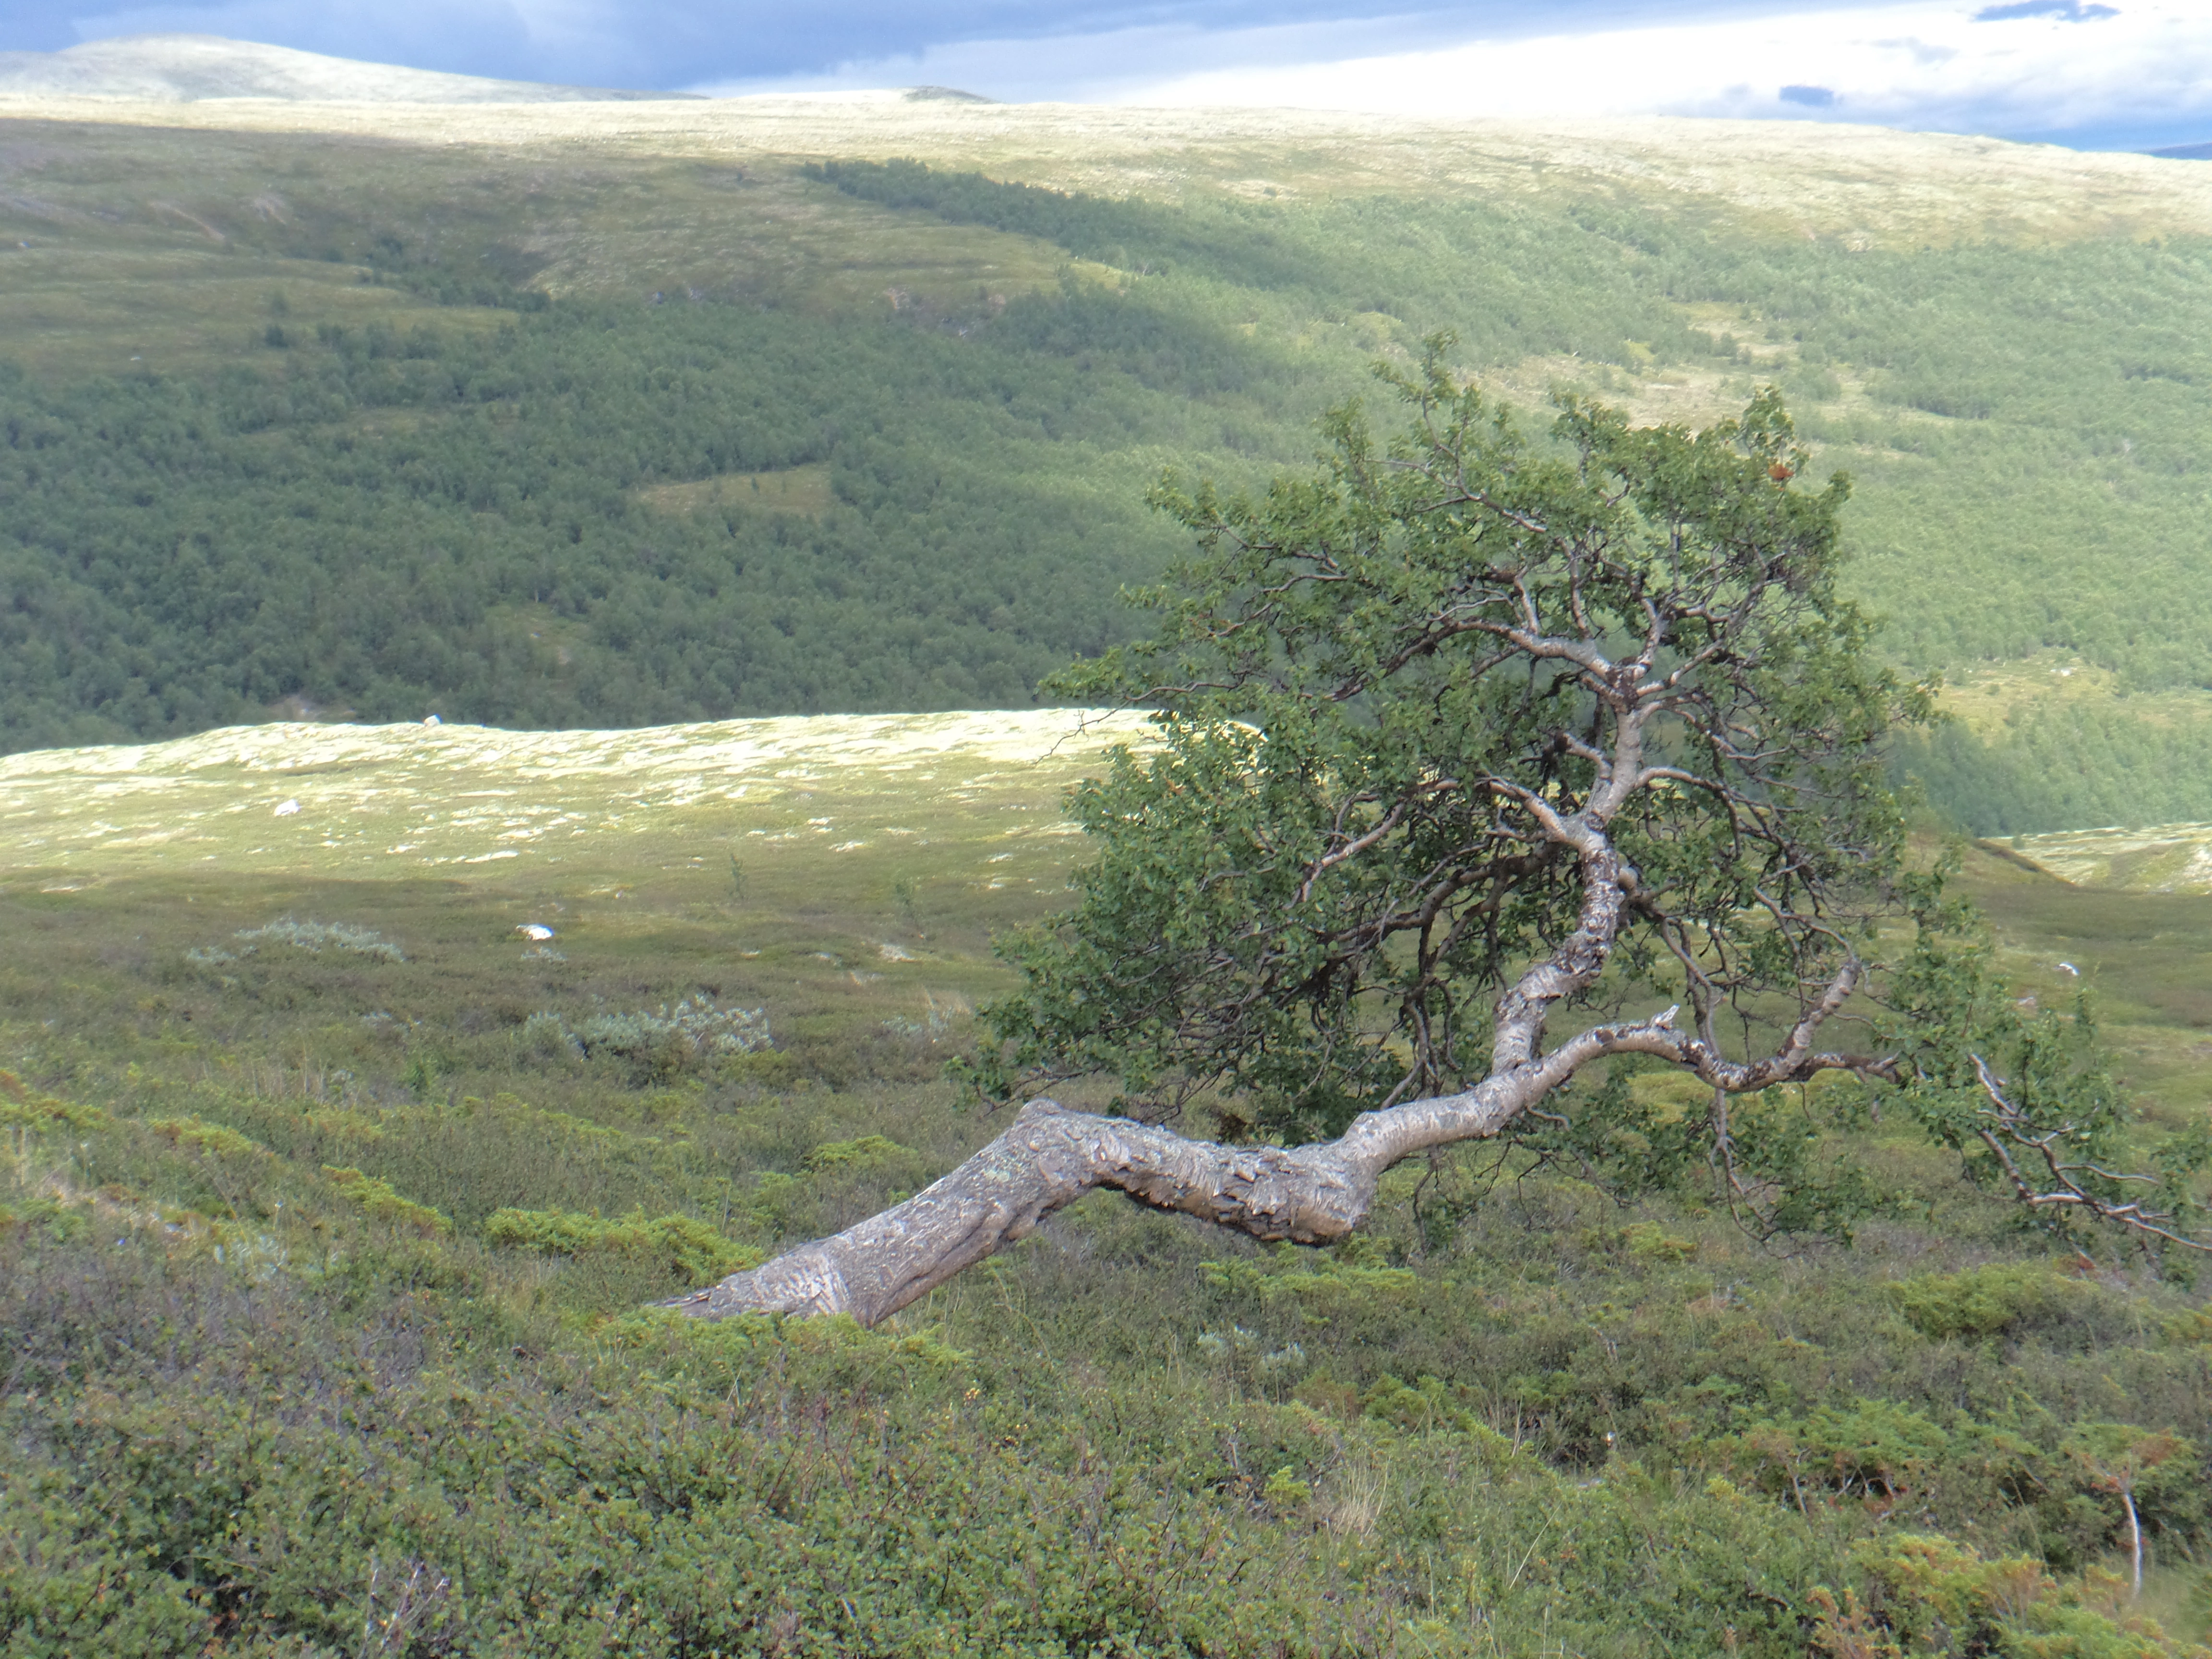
(5, 59, 2212, 1647)
(2, 65, 2211, 838)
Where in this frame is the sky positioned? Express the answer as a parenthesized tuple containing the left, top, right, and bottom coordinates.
(7, 0, 2210, 151)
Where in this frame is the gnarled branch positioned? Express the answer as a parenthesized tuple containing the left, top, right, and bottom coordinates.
(668, 933, 1887, 1328)
(1971, 1055, 2211, 1254)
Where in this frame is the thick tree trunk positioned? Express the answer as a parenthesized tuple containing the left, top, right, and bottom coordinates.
(662, 1097, 1395, 1326)
(665, 997, 1877, 1327)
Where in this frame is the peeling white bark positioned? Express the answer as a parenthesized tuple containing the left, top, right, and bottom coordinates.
(667, 875, 1881, 1328)
(662, 1098, 1396, 1326)
(2125, 1485, 2143, 1598)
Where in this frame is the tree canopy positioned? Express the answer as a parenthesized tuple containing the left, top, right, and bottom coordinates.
(983, 352, 1910, 1136)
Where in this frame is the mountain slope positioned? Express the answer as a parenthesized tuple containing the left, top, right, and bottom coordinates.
(1, 80, 2210, 832)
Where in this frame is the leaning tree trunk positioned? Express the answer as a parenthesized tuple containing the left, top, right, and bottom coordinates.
(664, 934, 1875, 1327)
(662, 1096, 1403, 1327)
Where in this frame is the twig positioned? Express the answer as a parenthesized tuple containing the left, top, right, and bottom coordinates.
(1969, 1056, 2210, 1253)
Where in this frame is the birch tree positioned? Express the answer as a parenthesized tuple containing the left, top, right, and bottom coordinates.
(670, 346, 2210, 1328)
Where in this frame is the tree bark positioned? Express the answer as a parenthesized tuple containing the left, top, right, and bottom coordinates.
(663, 1097, 1394, 1327)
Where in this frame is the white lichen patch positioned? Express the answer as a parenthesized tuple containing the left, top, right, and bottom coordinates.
(2010, 822, 2212, 893)
(0, 709, 1154, 879)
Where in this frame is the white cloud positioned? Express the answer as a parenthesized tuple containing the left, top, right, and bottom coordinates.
(688, 12, 1456, 104)
(64, 0, 705, 85)
(1134, 0, 2212, 136)
(715, 0, 2212, 144)
(35, 0, 2212, 142)
(1159, 2, 2212, 132)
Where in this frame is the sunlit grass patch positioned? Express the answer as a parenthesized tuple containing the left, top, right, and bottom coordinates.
(637, 463, 832, 518)
(0, 709, 1161, 1125)
(0, 241, 514, 378)
(2011, 822, 2212, 894)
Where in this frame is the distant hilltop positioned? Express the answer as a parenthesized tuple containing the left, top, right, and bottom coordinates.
(0, 34, 701, 103)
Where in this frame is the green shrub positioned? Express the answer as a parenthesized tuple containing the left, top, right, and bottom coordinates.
(0, 1196, 92, 1245)
(321, 1166, 449, 1235)
(483, 1205, 760, 1283)
(519, 998, 772, 1081)
(1723, 1398, 1960, 1508)
(1890, 1262, 2097, 1341)
(145, 1117, 266, 1160)
(0, 1071, 105, 1131)
(800, 1133, 915, 1174)
(1828, 1533, 2194, 1658)
(229, 917, 405, 962)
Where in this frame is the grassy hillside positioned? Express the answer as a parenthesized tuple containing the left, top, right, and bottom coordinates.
(0, 709, 1160, 1078)
(3, 100, 2212, 832)
(4, 713, 2211, 1655)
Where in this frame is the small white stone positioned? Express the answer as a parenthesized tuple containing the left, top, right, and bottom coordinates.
(274, 799, 301, 817)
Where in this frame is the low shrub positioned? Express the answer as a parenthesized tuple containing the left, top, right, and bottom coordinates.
(321, 1166, 449, 1235)
(1890, 1262, 2100, 1342)
(519, 998, 771, 1081)
(227, 917, 406, 962)
(145, 1117, 267, 1160)
(483, 1205, 759, 1283)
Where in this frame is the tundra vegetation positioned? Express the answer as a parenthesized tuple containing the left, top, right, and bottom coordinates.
(2, 99, 2212, 1657)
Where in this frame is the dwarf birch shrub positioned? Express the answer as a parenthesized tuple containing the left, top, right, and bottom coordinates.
(519, 997, 771, 1081)
(144, 1117, 266, 1161)
(321, 1166, 449, 1235)
(1889, 1262, 2105, 1343)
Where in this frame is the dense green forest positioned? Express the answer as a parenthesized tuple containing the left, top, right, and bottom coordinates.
(4, 136, 2212, 834)
(0, 307, 1188, 738)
